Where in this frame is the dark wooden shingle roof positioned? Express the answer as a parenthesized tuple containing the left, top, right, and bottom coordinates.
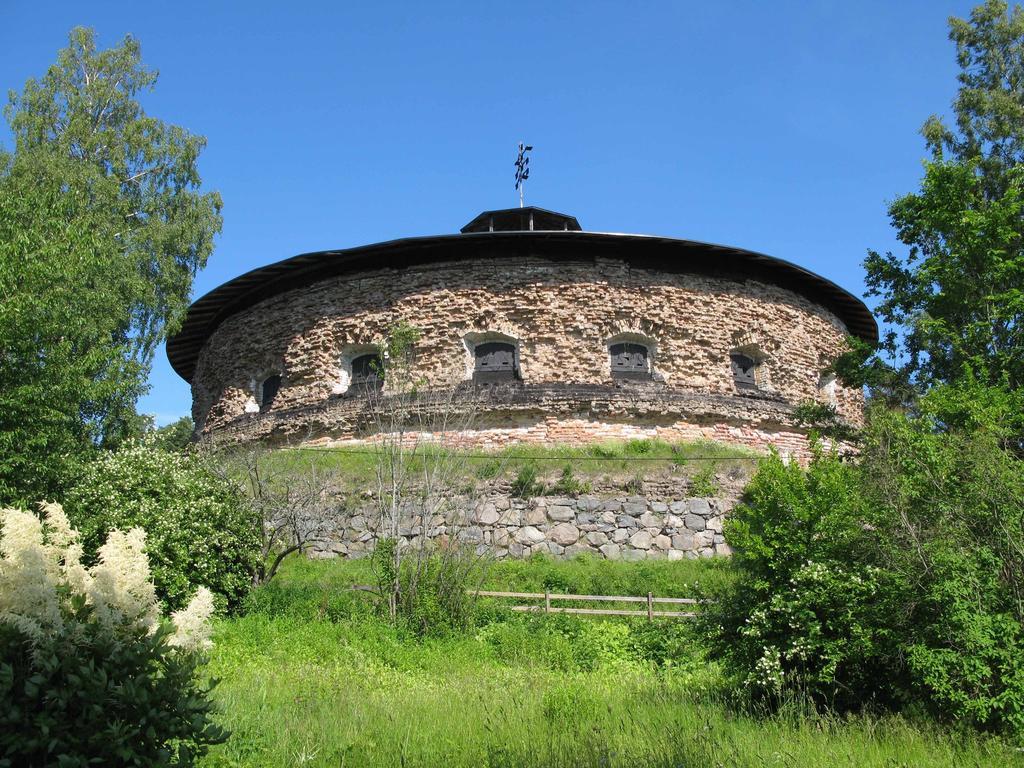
(167, 222, 878, 383)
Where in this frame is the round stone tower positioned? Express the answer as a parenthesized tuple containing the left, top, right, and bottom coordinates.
(167, 207, 876, 459)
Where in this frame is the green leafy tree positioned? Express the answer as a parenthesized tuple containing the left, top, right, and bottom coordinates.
(0, 152, 144, 503)
(0, 28, 221, 503)
(858, 1, 1024, 394)
(4, 27, 223, 365)
(152, 416, 196, 452)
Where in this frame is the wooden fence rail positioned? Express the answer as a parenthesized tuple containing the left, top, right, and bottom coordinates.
(351, 585, 703, 620)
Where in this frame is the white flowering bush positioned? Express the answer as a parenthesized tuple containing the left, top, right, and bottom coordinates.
(0, 503, 226, 766)
(66, 441, 260, 612)
(700, 446, 897, 710)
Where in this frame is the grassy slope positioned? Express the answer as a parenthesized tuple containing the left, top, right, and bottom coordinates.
(199, 556, 1022, 768)
(255, 438, 759, 496)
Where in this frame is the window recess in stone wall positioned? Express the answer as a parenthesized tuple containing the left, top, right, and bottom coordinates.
(335, 346, 385, 397)
(350, 353, 384, 392)
(818, 372, 838, 406)
(473, 341, 518, 383)
(609, 342, 651, 380)
(259, 374, 282, 410)
(730, 353, 759, 391)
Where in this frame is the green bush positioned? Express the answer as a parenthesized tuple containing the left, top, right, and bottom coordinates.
(372, 538, 484, 637)
(688, 464, 720, 496)
(66, 442, 260, 611)
(705, 382, 1024, 737)
(511, 463, 544, 498)
(0, 623, 223, 767)
(549, 463, 590, 495)
(702, 448, 894, 708)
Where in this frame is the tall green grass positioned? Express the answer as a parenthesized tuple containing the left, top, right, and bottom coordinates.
(250, 438, 757, 495)
(198, 556, 1023, 767)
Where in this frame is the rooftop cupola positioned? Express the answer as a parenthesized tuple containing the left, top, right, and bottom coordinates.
(460, 206, 582, 234)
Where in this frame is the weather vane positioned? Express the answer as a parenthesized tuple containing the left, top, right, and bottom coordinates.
(514, 142, 532, 208)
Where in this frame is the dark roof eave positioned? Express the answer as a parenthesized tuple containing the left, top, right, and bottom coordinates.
(167, 230, 878, 382)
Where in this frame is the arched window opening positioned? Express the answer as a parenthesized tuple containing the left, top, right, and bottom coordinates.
(350, 353, 383, 391)
(474, 341, 517, 383)
(259, 374, 282, 409)
(610, 342, 650, 380)
(730, 353, 757, 390)
(819, 372, 838, 405)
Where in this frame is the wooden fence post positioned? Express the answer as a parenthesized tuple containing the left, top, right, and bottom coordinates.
(647, 592, 654, 621)
(545, 588, 551, 614)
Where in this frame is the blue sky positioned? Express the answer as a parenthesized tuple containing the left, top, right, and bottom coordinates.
(2, 1, 976, 425)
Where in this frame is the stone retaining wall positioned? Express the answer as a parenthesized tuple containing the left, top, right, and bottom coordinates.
(315, 492, 735, 561)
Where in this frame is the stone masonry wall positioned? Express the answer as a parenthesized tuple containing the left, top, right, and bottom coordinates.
(312, 491, 735, 562)
(192, 254, 863, 454)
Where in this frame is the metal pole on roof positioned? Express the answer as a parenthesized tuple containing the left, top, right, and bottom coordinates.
(515, 142, 532, 208)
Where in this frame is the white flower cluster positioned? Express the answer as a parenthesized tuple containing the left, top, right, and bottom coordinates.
(749, 646, 785, 692)
(0, 503, 213, 652)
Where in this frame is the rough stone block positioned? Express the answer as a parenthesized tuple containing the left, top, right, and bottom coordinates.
(629, 530, 653, 550)
(586, 531, 608, 547)
(514, 525, 546, 545)
(649, 501, 669, 513)
(688, 498, 712, 516)
(550, 522, 581, 546)
(599, 542, 621, 559)
(671, 532, 695, 550)
(639, 512, 664, 529)
(474, 503, 500, 525)
(458, 526, 483, 543)
(653, 534, 672, 550)
(547, 505, 575, 522)
(492, 528, 511, 547)
(564, 543, 594, 558)
(498, 508, 521, 525)
(684, 514, 706, 532)
(525, 507, 547, 525)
